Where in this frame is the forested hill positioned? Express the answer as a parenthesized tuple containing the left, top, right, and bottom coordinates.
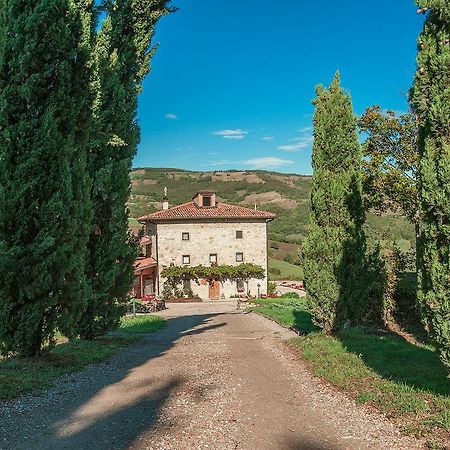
(129, 168, 415, 250)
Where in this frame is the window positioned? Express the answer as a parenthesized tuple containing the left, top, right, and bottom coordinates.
(182, 232, 190, 241)
(182, 255, 190, 265)
(209, 253, 217, 264)
(236, 230, 243, 239)
(203, 196, 211, 207)
(236, 252, 244, 262)
(236, 280, 245, 293)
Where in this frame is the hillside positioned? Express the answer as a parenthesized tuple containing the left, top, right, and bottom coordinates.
(129, 168, 415, 278)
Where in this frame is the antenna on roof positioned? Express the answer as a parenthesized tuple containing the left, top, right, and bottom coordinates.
(162, 187, 169, 210)
(254, 203, 257, 211)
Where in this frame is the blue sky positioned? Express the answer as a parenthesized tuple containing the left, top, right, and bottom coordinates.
(134, 0, 425, 175)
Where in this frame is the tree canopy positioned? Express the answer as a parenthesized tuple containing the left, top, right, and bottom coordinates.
(359, 106, 419, 230)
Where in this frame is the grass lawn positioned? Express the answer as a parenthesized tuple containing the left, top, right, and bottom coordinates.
(252, 297, 318, 334)
(119, 314, 166, 334)
(251, 298, 450, 447)
(0, 315, 165, 401)
(268, 258, 303, 281)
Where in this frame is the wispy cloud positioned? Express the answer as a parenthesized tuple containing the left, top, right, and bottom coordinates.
(262, 136, 274, 141)
(278, 139, 312, 152)
(278, 128, 313, 152)
(206, 156, 295, 170)
(241, 157, 294, 169)
(165, 113, 178, 120)
(213, 129, 248, 140)
(208, 159, 232, 166)
(298, 126, 313, 133)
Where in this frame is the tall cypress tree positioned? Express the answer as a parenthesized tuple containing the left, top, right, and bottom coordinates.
(411, 2, 450, 369)
(0, 0, 94, 355)
(303, 73, 366, 333)
(0, 0, 5, 57)
(76, 0, 174, 339)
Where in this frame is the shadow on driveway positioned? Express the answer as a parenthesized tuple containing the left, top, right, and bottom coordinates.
(2, 312, 225, 450)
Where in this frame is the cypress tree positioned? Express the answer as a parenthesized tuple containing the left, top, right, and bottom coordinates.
(411, 2, 450, 369)
(0, 0, 94, 355)
(303, 73, 366, 333)
(76, 0, 174, 339)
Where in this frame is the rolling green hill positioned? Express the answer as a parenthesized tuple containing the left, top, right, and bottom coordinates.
(129, 168, 415, 270)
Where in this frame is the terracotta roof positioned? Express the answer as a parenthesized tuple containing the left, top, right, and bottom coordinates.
(138, 201, 276, 222)
(134, 257, 157, 273)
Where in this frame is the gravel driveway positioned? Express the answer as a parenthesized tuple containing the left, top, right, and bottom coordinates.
(0, 302, 423, 450)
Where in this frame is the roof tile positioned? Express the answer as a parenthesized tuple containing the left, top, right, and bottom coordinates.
(138, 201, 276, 222)
(134, 257, 157, 273)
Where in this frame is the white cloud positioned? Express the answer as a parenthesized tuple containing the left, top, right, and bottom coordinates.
(165, 113, 178, 120)
(213, 129, 248, 140)
(298, 126, 313, 133)
(262, 136, 274, 141)
(241, 157, 294, 169)
(208, 159, 232, 166)
(223, 134, 246, 140)
(278, 140, 312, 152)
(278, 129, 314, 152)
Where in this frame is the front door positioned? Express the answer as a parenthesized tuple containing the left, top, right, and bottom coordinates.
(209, 279, 220, 300)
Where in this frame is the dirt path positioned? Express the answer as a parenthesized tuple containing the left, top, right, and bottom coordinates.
(0, 302, 423, 450)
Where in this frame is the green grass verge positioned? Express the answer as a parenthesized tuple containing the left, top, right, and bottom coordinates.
(119, 314, 166, 334)
(0, 315, 165, 401)
(252, 297, 318, 334)
(252, 298, 450, 445)
(268, 258, 303, 281)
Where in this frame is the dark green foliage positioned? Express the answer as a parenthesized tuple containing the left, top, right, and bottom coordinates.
(0, 0, 94, 356)
(363, 242, 417, 326)
(0, 0, 4, 58)
(302, 73, 367, 333)
(411, 1, 450, 370)
(76, 1, 174, 339)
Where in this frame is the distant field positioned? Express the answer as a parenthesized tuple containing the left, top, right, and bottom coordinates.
(268, 258, 303, 281)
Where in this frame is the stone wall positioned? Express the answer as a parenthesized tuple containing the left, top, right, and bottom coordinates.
(148, 220, 269, 299)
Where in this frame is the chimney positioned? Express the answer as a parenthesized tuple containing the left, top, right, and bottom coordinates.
(162, 187, 169, 210)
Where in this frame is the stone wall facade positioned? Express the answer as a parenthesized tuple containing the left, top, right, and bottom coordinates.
(147, 220, 269, 300)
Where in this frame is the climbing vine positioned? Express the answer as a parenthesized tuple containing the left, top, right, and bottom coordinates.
(160, 263, 265, 286)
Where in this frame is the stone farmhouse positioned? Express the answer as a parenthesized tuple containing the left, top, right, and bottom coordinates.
(134, 190, 276, 300)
